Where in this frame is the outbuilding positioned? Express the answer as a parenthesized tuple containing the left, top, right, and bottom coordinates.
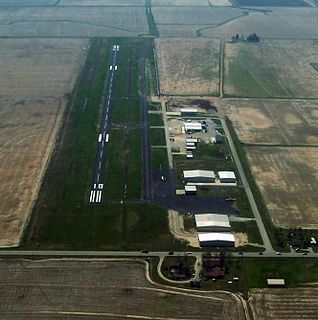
(183, 170, 215, 183)
(267, 278, 285, 287)
(195, 214, 231, 232)
(181, 108, 198, 116)
(185, 185, 197, 195)
(218, 171, 237, 183)
(198, 232, 235, 247)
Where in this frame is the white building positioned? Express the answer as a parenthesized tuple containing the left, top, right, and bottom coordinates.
(185, 185, 197, 195)
(198, 232, 235, 247)
(184, 122, 202, 132)
(183, 170, 215, 183)
(195, 214, 231, 232)
(218, 171, 236, 183)
(181, 108, 198, 116)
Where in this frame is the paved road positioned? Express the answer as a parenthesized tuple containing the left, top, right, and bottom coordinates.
(89, 44, 119, 204)
(0, 250, 316, 258)
(221, 118, 274, 252)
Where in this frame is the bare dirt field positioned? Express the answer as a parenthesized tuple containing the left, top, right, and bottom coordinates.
(152, 0, 209, 6)
(0, 7, 148, 37)
(246, 146, 318, 228)
(0, 38, 86, 247)
(0, 259, 246, 319)
(223, 99, 318, 145)
(249, 288, 318, 320)
(224, 40, 318, 98)
(201, 8, 318, 39)
(59, 0, 145, 5)
(156, 38, 220, 95)
(0, 0, 55, 5)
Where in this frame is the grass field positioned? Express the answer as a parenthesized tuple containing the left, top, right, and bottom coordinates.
(151, 147, 169, 169)
(156, 38, 220, 95)
(148, 113, 164, 126)
(111, 98, 141, 126)
(150, 128, 166, 145)
(224, 40, 318, 98)
(25, 38, 185, 250)
(231, 221, 263, 244)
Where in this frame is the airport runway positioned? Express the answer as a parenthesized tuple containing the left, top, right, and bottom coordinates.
(89, 44, 119, 204)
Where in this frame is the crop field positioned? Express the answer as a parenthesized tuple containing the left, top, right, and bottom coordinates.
(246, 146, 318, 228)
(249, 288, 318, 319)
(232, 0, 309, 6)
(153, 6, 245, 25)
(156, 38, 220, 95)
(223, 99, 318, 145)
(0, 38, 86, 248)
(59, 0, 145, 5)
(152, 0, 209, 6)
(224, 40, 318, 98)
(0, 7, 148, 37)
(201, 8, 318, 39)
(0, 259, 245, 320)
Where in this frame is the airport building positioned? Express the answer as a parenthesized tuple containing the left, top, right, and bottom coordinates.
(198, 232, 235, 247)
(183, 170, 215, 183)
(181, 108, 198, 116)
(184, 122, 202, 132)
(195, 214, 231, 232)
(218, 171, 237, 183)
(185, 185, 197, 195)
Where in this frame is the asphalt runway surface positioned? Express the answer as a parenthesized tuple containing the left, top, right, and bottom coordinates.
(89, 44, 119, 204)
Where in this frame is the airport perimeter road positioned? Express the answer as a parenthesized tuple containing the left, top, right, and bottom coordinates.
(0, 250, 317, 258)
(221, 118, 274, 252)
(88, 44, 119, 204)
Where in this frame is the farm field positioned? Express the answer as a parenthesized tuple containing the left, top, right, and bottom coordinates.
(0, 7, 148, 37)
(151, 0, 209, 6)
(232, 0, 309, 6)
(201, 8, 318, 39)
(0, 259, 245, 320)
(0, 38, 86, 248)
(249, 288, 318, 319)
(156, 38, 220, 95)
(245, 146, 318, 228)
(59, 0, 145, 5)
(224, 40, 318, 98)
(223, 99, 318, 145)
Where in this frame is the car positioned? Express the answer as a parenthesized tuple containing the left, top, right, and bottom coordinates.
(259, 252, 263, 255)
(140, 250, 149, 254)
(186, 251, 192, 255)
(160, 175, 167, 181)
(276, 252, 282, 255)
(168, 251, 174, 255)
(238, 252, 243, 255)
(303, 252, 308, 256)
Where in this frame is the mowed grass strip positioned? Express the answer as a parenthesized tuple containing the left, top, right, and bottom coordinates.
(151, 147, 169, 169)
(111, 97, 141, 125)
(148, 113, 164, 126)
(150, 128, 166, 145)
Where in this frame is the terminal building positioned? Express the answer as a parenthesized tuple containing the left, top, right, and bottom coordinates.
(183, 170, 215, 183)
(198, 232, 235, 247)
(218, 171, 237, 183)
(195, 214, 231, 232)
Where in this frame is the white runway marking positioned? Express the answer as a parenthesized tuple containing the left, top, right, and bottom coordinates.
(98, 184, 103, 189)
(105, 134, 109, 143)
(97, 173, 100, 182)
(99, 161, 101, 170)
(89, 190, 95, 203)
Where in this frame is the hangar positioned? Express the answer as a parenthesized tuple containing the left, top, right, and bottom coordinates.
(183, 170, 215, 183)
(195, 214, 231, 232)
(218, 171, 237, 183)
(198, 232, 235, 247)
(184, 122, 202, 132)
(181, 108, 198, 116)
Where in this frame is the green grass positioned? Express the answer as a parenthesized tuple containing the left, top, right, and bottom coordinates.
(150, 128, 166, 146)
(151, 147, 169, 169)
(111, 98, 141, 126)
(23, 38, 186, 251)
(148, 113, 164, 126)
(225, 45, 293, 98)
(231, 221, 263, 244)
(148, 102, 161, 111)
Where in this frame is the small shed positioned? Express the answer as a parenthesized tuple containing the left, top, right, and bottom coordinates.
(218, 171, 236, 183)
(267, 278, 285, 288)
